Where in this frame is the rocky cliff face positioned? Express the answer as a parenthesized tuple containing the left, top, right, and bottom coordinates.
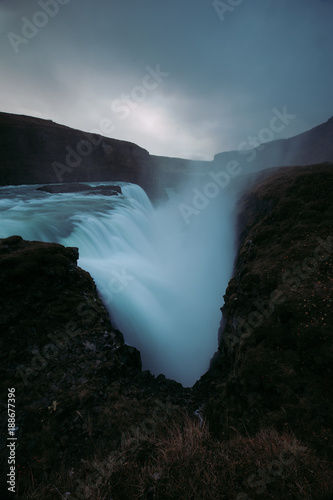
(0, 112, 157, 195)
(0, 236, 188, 498)
(1, 112, 333, 198)
(0, 163, 332, 498)
(194, 163, 333, 460)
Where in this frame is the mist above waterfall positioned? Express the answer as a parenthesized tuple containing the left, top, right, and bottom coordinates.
(0, 180, 237, 387)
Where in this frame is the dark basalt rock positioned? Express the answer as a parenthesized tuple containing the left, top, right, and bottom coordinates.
(0, 112, 157, 196)
(0, 236, 188, 496)
(0, 163, 333, 497)
(194, 163, 333, 461)
(37, 183, 122, 196)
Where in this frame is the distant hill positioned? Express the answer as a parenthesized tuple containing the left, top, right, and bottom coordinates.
(0, 111, 332, 195)
(212, 116, 333, 174)
(0, 112, 157, 194)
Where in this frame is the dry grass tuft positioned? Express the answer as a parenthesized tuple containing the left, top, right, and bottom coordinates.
(24, 414, 333, 499)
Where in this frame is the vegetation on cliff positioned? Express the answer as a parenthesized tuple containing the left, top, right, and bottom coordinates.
(0, 163, 332, 499)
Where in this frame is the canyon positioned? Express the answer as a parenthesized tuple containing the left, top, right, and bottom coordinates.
(0, 112, 332, 498)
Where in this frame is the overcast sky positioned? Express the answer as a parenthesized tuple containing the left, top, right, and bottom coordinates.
(0, 0, 332, 160)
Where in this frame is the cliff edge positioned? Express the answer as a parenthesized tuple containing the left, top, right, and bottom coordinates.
(0, 164, 332, 498)
(195, 163, 333, 461)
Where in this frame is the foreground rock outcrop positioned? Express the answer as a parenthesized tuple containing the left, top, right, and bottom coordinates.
(0, 236, 188, 499)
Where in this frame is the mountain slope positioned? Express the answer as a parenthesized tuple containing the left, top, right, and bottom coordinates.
(0, 112, 332, 195)
(0, 112, 156, 194)
(213, 115, 333, 173)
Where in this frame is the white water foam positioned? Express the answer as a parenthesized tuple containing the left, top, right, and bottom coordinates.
(0, 181, 236, 386)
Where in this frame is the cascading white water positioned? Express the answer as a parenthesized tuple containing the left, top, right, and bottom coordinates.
(0, 180, 236, 387)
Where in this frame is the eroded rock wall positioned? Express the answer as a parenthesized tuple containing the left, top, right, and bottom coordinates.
(194, 164, 333, 460)
(0, 236, 187, 496)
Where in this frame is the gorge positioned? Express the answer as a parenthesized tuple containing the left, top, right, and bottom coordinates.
(0, 180, 236, 387)
(0, 112, 332, 499)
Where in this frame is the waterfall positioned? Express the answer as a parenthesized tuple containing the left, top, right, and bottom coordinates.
(0, 181, 236, 387)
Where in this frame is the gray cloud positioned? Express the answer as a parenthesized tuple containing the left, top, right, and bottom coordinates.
(0, 0, 332, 159)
